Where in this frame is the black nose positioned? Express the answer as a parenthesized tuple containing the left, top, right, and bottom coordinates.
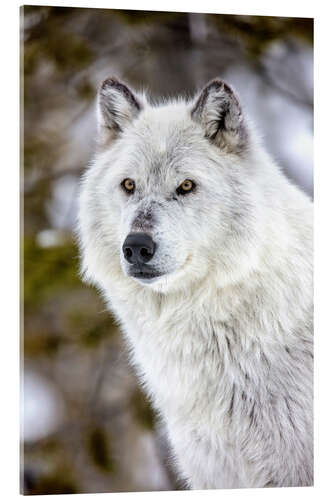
(122, 233, 156, 264)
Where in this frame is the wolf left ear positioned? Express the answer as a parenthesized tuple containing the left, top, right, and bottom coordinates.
(191, 79, 248, 153)
(97, 78, 143, 142)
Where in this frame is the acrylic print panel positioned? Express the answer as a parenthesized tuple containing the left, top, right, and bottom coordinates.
(22, 5, 313, 494)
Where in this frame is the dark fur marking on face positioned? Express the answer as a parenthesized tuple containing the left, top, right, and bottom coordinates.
(131, 207, 154, 232)
(165, 195, 179, 202)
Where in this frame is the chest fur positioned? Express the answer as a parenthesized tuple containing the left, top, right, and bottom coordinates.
(116, 289, 312, 434)
(107, 277, 312, 487)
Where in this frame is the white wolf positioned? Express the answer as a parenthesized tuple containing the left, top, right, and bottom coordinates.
(78, 77, 313, 489)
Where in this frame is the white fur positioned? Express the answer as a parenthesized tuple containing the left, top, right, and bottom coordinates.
(78, 78, 313, 489)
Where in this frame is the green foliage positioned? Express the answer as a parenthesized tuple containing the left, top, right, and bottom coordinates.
(66, 308, 118, 348)
(24, 136, 60, 173)
(24, 7, 94, 76)
(28, 476, 77, 495)
(44, 31, 93, 72)
(87, 427, 115, 473)
(76, 80, 95, 102)
(24, 332, 63, 357)
(113, 9, 181, 25)
(212, 15, 313, 58)
(24, 236, 118, 357)
(131, 387, 156, 431)
(24, 237, 81, 311)
(24, 469, 78, 495)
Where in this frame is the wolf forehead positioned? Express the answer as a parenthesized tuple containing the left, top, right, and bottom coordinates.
(115, 105, 209, 173)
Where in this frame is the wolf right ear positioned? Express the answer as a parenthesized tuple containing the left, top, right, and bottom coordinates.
(191, 79, 248, 154)
(97, 77, 144, 143)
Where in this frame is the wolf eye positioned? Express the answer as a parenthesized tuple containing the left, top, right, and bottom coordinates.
(121, 178, 135, 194)
(176, 179, 195, 195)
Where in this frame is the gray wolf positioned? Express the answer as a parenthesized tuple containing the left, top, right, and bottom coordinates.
(78, 77, 313, 489)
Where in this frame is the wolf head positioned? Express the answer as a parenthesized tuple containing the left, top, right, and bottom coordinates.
(79, 77, 271, 294)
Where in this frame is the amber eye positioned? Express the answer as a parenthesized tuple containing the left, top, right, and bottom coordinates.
(121, 178, 135, 193)
(176, 179, 195, 195)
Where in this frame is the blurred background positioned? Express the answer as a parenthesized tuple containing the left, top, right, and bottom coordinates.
(22, 6, 313, 495)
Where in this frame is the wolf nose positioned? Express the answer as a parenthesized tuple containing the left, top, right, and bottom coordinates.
(122, 233, 156, 264)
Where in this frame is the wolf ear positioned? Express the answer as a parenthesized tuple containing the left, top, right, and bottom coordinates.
(97, 77, 143, 142)
(191, 79, 248, 153)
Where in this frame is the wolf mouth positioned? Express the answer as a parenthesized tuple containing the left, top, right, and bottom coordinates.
(131, 272, 162, 281)
(129, 266, 163, 281)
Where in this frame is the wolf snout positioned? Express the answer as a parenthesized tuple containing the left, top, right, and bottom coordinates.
(122, 233, 156, 265)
